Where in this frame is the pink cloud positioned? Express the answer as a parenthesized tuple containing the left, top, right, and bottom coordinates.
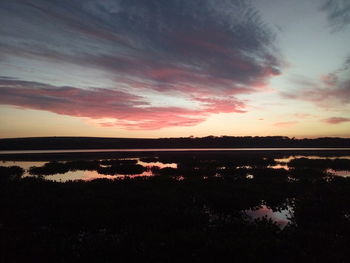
(294, 113, 313, 119)
(321, 73, 338, 86)
(322, 117, 350, 124)
(194, 97, 246, 114)
(0, 79, 247, 130)
(273, 121, 298, 128)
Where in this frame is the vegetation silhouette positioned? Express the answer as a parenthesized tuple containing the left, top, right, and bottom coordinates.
(1, 151, 350, 262)
(0, 165, 24, 182)
(1, 136, 350, 150)
(288, 157, 350, 170)
(28, 159, 146, 176)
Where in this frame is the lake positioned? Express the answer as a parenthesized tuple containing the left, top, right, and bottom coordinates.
(1, 147, 350, 154)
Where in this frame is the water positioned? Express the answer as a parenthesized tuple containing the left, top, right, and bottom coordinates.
(275, 155, 350, 162)
(326, 169, 350, 177)
(0, 158, 177, 182)
(1, 147, 350, 154)
(1, 151, 349, 181)
(244, 204, 293, 229)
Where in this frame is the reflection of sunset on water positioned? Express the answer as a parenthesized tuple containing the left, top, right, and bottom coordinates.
(1, 152, 350, 182)
(275, 155, 350, 163)
(137, 160, 177, 169)
(326, 169, 350, 177)
(245, 204, 293, 229)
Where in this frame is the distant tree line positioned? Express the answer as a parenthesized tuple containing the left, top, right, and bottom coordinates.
(0, 136, 350, 150)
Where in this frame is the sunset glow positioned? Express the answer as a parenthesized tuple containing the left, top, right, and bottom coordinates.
(0, 0, 349, 138)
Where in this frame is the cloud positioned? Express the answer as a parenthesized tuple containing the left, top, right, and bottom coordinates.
(0, 0, 282, 129)
(273, 121, 298, 128)
(321, 0, 350, 31)
(282, 75, 350, 106)
(294, 113, 313, 119)
(0, 78, 245, 129)
(281, 56, 350, 108)
(322, 117, 350, 124)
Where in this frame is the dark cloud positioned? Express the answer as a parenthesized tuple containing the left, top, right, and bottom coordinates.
(321, 0, 350, 31)
(0, 0, 282, 129)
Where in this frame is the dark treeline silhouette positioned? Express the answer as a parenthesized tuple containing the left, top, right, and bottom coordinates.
(1, 136, 350, 150)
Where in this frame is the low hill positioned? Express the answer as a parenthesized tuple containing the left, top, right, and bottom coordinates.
(1, 136, 350, 150)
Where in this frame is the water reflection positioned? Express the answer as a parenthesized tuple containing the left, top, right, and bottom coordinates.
(326, 169, 350, 177)
(275, 155, 350, 163)
(46, 170, 116, 182)
(1, 152, 350, 181)
(137, 160, 177, 169)
(268, 163, 289, 170)
(2, 148, 350, 154)
(46, 170, 155, 182)
(244, 204, 293, 229)
(0, 158, 177, 182)
(0, 161, 46, 170)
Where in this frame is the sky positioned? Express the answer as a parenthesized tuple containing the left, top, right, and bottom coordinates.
(0, 0, 349, 138)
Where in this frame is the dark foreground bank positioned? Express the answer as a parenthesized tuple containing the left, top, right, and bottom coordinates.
(1, 151, 350, 262)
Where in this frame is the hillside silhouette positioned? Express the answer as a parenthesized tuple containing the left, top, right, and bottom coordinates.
(1, 136, 350, 150)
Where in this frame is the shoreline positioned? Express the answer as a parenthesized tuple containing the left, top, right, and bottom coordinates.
(1, 148, 350, 161)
